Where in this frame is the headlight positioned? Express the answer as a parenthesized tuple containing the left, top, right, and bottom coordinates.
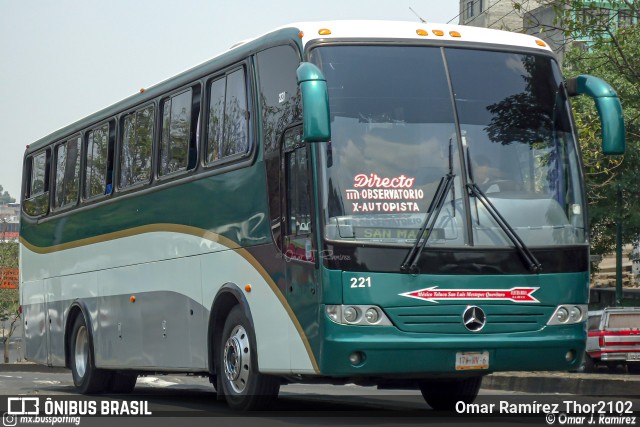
(325, 305, 393, 326)
(547, 305, 587, 326)
(344, 306, 359, 323)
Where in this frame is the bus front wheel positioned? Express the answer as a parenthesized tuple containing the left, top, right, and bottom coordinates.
(69, 315, 110, 394)
(219, 305, 280, 411)
(419, 376, 482, 411)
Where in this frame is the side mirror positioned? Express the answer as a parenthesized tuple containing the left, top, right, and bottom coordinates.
(296, 63, 331, 143)
(566, 75, 625, 155)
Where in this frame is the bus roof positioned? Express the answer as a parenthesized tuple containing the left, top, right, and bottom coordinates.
(25, 20, 552, 156)
(278, 20, 552, 53)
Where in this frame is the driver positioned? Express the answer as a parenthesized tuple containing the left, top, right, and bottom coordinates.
(473, 155, 501, 193)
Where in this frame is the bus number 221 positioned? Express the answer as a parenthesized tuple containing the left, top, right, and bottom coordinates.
(350, 277, 372, 288)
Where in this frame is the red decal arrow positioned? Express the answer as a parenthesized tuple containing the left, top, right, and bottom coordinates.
(399, 286, 540, 304)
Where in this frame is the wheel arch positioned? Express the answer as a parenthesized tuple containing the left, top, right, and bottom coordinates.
(64, 300, 96, 369)
(207, 283, 255, 377)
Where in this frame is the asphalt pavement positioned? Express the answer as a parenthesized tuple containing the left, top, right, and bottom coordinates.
(1, 360, 638, 397)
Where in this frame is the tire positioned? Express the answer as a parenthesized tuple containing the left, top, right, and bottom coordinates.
(69, 315, 110, 394)
(582, 354, 596, 373)
(107, 373, 137, 393)
(419, 376, 482, 411)
(627, 363, 640, 374)
(219, 305, 280, 411)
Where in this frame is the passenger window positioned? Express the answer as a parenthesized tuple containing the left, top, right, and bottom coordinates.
(160, 89, 193, 176)
(53, 136, 81, 209)
(205, 67, 249, 164)
(30, 151, 48, 197)
(84, 123, 112, 199)
(23, 150, 50, 217)
(121, 105, 154, 188)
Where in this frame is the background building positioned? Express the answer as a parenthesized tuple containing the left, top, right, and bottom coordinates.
(459, 0, 638, 64)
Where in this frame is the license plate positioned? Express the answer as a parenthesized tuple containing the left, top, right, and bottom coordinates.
(628, 353, 640, 361)
(455, 351, 489, 370)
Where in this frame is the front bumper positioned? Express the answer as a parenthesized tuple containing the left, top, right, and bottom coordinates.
(318, 317, 586, 377)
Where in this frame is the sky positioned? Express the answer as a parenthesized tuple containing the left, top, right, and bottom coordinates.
(0, 0, 460, 201)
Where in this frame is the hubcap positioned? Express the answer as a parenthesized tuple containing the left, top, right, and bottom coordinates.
(74, 325, 89, 379)
(223, 325, 251, 393)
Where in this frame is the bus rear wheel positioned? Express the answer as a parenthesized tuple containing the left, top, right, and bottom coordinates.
(69, 315, 110, 394)
(219, 306, 280, 411)
(419, 376, 482, 411)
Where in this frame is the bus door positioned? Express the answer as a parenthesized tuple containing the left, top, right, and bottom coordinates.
(282, 125, 320, 368)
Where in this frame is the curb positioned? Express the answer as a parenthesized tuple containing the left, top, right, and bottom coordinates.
(0, 363, 69, 374)
(484, 372, 640, 396)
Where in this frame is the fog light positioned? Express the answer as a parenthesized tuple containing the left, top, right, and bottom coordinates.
(566, 350, 576, 362)
(556, 307, 569, 323)
(349, 351, 365, 366)
(344, 306, 359, 323)
(365, 308, 380, 324)
(569, 306, 582, 322)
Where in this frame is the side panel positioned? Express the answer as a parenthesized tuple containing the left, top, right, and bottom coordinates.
(97, 257, 206, 369)
(21, 231, 317, 374)
(21, 280, 46, 364)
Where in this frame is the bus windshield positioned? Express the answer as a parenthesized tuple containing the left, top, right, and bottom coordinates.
(310, 45, 586, 248)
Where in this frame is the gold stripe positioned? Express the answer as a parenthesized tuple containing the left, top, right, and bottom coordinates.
(21, 224, 320, 374)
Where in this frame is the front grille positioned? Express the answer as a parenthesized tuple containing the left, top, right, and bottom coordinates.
(385, 304, 553, 334)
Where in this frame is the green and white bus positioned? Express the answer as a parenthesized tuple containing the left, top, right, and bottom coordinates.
(20, 21, 625, 410)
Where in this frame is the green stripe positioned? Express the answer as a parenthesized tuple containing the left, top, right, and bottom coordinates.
(21, 165, 270, 250)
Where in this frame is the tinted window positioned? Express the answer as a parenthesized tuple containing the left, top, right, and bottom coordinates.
(205, 68, 249, 164)
(160, 90, 192, 176)
(85, 123, 111, 199)
(30, 151, 47, 196)
(121, 105, 154, 188)
(53, 136, 81, 209)
(256, 45, 301, 249)
(223, 69, 248, 157)
(206, 78, 225, 163)
(24, 150, 50, 217)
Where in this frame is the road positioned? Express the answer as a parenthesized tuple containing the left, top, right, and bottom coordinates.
(1, 370, 639, 427)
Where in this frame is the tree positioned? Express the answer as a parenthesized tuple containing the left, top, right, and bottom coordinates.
(0, 185, 16, 205)
(558, 3, 640, 258)
(0, 241, 19, 363)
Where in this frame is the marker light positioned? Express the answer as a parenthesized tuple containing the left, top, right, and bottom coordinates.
(245, 284, 252, 293)
(139, 88, 145, 93)
(535, 39, 547, 47)
(449, 31, 462, 37)
(318, 28, 332, 35)
(130, 296, 136, 303)
(416, 29, 428, 36)
(298, 31, 304, 39)
(433, 30, 444, 36)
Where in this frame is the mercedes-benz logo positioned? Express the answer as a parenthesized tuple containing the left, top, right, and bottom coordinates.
(462, 306, 486, 332)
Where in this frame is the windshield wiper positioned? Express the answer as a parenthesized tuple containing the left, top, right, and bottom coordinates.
(400, 172, 455, 273)
(401, 138, 457, 274)
(467, 183, 542, 273)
